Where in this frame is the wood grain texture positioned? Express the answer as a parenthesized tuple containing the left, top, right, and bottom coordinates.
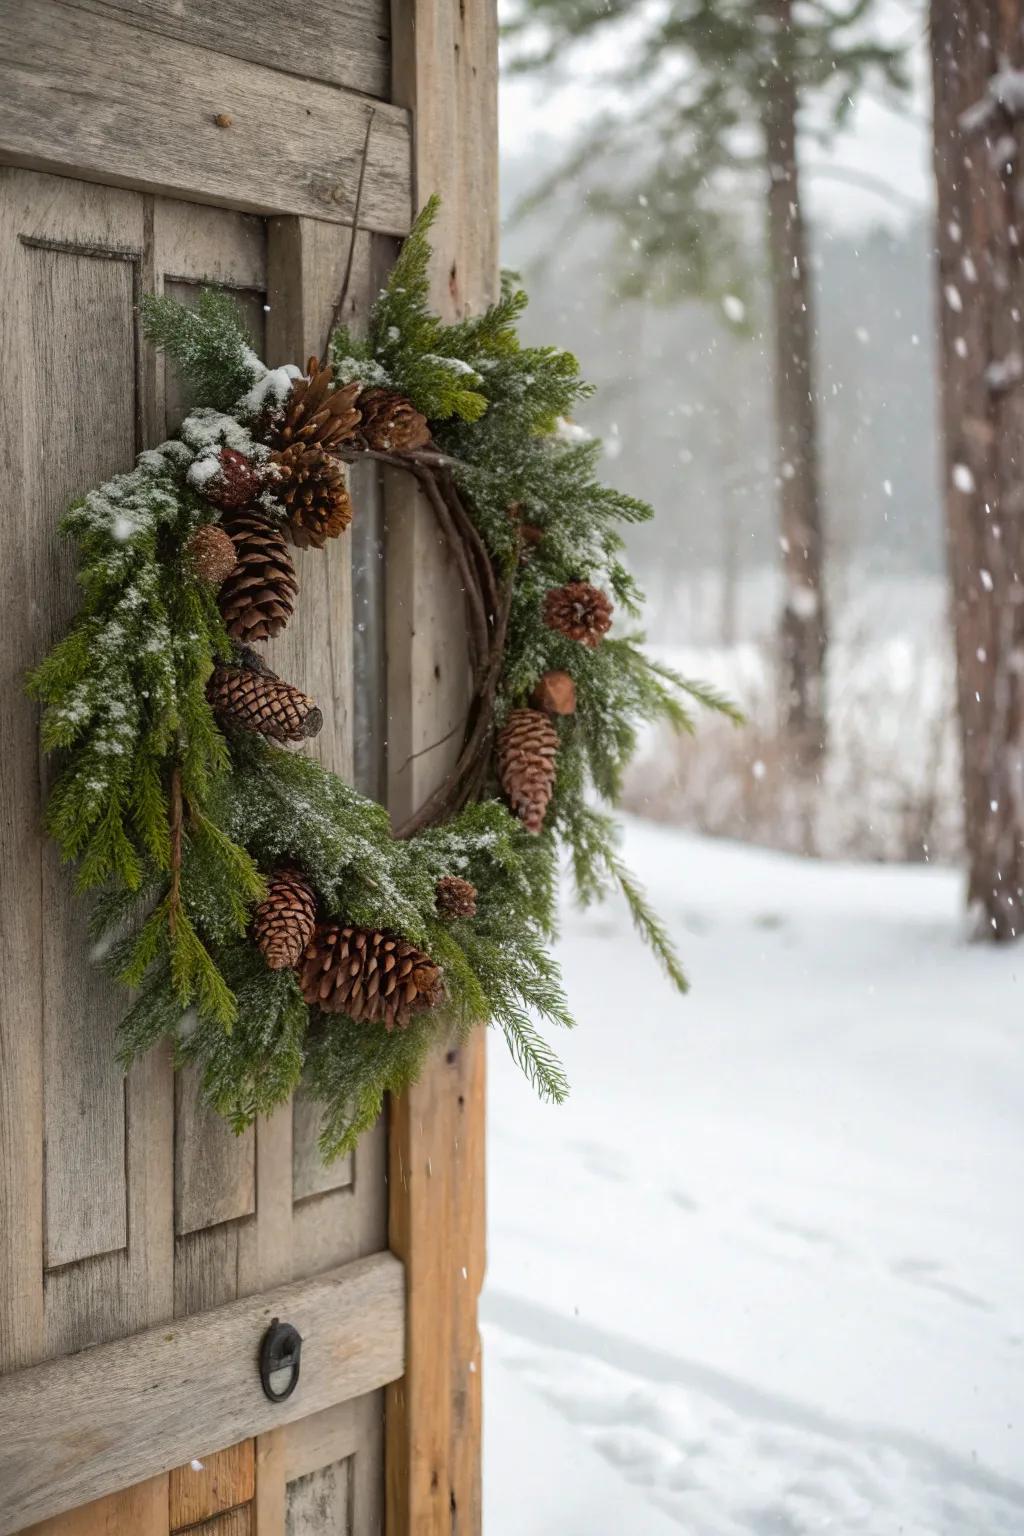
(0, 1252, 405, 1535)
(170, 1441, 255, 1529)
(30, 243, 135, 1274)
(73, 0, 391, 100)
(0, 171, 149, 1379)
(175, 1065, 256, 1237)
(0, 167, 47, 1376)
(293, 1096, 354, 1204)
(0, 1, 412, 233)
(255, 1394, 383, 1536)
(286, 1460, 351, 1536)
(183, 1509, 252, 1536)
(20, 1474, 169, 1536)
(384, 4, 497, 1532)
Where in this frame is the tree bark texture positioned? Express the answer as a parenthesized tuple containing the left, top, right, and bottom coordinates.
(932, 0, 1024, 939)
(763, 0, 828, 769)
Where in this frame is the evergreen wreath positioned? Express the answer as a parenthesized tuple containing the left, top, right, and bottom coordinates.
(30, 197, 737, 1160)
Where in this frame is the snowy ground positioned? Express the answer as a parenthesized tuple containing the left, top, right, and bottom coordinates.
(483, 820, 1024, 1534)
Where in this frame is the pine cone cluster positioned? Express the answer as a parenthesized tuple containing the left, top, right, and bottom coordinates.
(270, 359, 362, 454)
(187, 523, 238, 587)
(436, 875, 478, 919)
(218, 511, 298, 641)
(299, 923, 444, 1030)
(207, 653, 322, 742)
(543, 581, 613, 648)
(271, 442, 353, 549)
(252, 867, 317, 970)
(358, 388, 430, 453)
(265, 358, 360, 550)
(496, 708, 559, 834)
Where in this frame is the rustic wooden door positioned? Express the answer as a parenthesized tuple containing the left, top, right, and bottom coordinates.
(0, 2, 496, 1533)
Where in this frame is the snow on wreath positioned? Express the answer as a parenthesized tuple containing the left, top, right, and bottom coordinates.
(29, 196, 738, 1160)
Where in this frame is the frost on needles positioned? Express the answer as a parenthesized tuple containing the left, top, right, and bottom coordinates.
(30, 196, 737, 1162)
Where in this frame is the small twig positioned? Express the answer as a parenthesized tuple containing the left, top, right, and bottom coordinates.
(393, 717, 467, 776)
(411, 464, 490, 687)
(320, 108, 378, 364)
(168, 763, 183, 934)
(340, 445, 469, 473)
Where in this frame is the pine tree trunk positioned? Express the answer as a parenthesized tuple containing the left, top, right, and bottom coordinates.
(762, 0, 827, 770)
(932, 1, 1024, 939)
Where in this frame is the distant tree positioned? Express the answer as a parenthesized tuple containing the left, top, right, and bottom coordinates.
(931, 4, 1024, 939)
(505, 0, 908, 769)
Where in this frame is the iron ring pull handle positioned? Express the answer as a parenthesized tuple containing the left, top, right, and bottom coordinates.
(259, 1317, 303, 1403)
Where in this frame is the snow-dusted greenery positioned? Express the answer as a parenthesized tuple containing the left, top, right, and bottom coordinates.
(31, 199, 734, 1159)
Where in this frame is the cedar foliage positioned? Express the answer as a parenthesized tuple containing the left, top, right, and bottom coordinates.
(33, 202, 736, 1161)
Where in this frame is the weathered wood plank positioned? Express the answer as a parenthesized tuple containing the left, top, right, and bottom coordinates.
(0, 169, 46, 1377)
(284, 1394, 384, 1533)
(384, 4, 497, 1532)
(73, 0, 391, 100)
(0, 1252, 405, 1534)
(0, 1, 412, 233)
(286, 1460, 351, 1536)
(174, 1223, 247, 1319)
(254, 1429, 288, 1535)
(20, 1473, 169, 1536)
(175, 1065, 257, 1237)
(169, 1441, 255, 1529)
(29, 242, 136, 1272)
(293, 1096, 353, 1203)
(184, 1508, 252, 1536)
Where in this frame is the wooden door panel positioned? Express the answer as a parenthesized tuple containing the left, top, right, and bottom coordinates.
(75, 0, 392, 101)
(0, 1, 411, 233)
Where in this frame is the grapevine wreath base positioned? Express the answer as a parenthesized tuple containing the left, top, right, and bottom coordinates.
(31, 198, 735, 1160)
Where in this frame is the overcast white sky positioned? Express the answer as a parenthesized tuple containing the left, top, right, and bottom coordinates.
(498, 1, 932, 232)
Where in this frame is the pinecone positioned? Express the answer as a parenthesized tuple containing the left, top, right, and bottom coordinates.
(531, 670, 576, 716)
(200, 447, 263, 511)
(207, 656, 323, 742)
(252, 867, 318, 970)
(436, 875, 478, 920)
(270, 442, 353, 549)
(299, 923, 445, 1030)
(496, 708, 559, 834)
(357, 388, 431, 453)
(217, 511, 298, 642)
(270, 359, 362, 454)
(186, 523, 238, 587)
(543, 581, 613, 649)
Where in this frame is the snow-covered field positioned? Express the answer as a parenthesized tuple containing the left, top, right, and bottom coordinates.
(483, 820, 1024, 1534)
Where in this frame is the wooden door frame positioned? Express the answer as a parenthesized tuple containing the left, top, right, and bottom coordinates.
(384, 5, 497, 1531)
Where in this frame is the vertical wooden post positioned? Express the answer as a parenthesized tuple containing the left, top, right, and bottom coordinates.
(384, 3, 498, 1532)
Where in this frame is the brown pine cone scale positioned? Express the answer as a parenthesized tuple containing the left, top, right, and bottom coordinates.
(436, 875, 478, 920)
(496, 708, 560, 834)
(299, 923, 445, 1031)
(207, 659, 322, 742)
(543, 581, 613, 648)
(270, 359, 362, 454)
(253, 867, 318, 970)
(270, 442, 353, 549)
(358, 388, 431, 453)
(218, 510, 298, 642)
